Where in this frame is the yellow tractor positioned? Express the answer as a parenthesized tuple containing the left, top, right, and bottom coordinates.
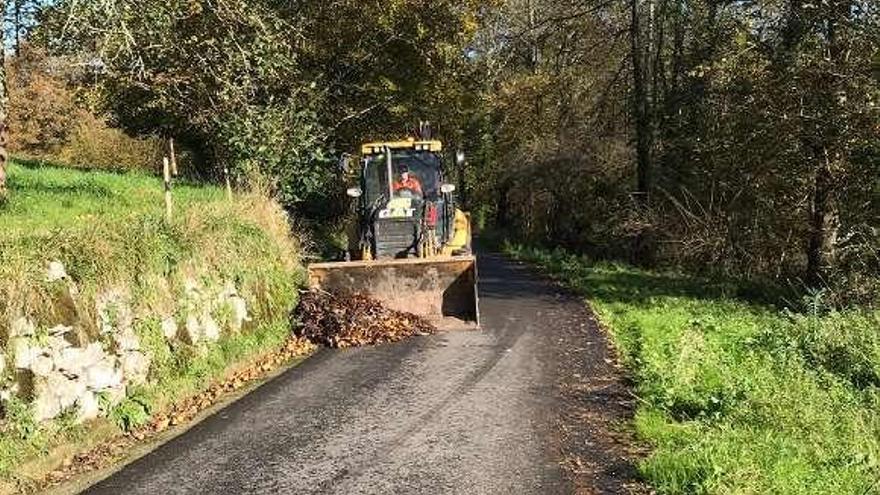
(308, 136, 479, 327)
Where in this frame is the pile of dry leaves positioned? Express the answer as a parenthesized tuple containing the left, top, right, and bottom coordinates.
(295, 290, 436, 348)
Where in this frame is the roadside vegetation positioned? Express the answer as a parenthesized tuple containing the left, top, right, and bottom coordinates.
(6, 46, 166, 173)
(467, 0, 880, 307)
(507, 244, 880, 494)
(0, 1, 873, 493)
(4, 1, 877, 306)
(0, 160, 304, 485)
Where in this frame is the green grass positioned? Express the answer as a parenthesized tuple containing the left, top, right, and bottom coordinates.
(0, 160, 305, 483)
(2, 160, 224, 235)
(505, 244, 880, 495)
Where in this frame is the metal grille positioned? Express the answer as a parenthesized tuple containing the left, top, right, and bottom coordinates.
(374, 219, 417, 258)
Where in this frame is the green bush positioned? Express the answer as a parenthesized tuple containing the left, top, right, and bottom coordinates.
(108, 394, 152, 431)
(219, 102, 340, 219)
(765, 311, 880, 390)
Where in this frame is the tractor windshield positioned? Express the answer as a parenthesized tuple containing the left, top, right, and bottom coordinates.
(364, 150, 441, 204)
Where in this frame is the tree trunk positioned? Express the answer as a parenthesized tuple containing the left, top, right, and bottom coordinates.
(630, 0, 651, 201)
(13, 0, 21, 56)
(528, 0, 539, 74)
(806, 155, 839, 287)
(629, 0, 656, 265)
(805, 2, 849, 288)
(495, 180, 511, 228)
(0, 0, 7, 202)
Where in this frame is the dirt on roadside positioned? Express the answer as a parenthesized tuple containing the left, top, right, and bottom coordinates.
(550, 288, 652, 494)
(26, 337, 315, 495)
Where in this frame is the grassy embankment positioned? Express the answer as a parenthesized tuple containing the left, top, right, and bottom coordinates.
(506, 244, 880, 495)
(0, 161, 305, 483)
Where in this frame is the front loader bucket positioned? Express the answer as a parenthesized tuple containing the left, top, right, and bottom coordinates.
(308, 256, 480, 327)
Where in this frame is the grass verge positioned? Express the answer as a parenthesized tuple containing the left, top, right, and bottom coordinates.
(505, 244, 880, 495)
(0, 160, 306, 488)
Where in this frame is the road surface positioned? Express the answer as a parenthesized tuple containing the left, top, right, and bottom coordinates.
(84, 253, 643, 495)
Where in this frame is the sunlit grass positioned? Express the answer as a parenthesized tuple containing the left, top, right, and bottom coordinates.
(506, 244, 880, 495)
(0, 160, 303, 482)
(1, 160, 224, 236)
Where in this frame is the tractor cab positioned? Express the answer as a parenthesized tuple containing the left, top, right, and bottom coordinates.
(364, 148, 441, 202)
(348, 139, 459, 260)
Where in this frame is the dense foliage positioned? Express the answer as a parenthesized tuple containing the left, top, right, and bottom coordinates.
(6, 45, 165, 171)
(37, 0, 486, 215)
(467, 0, 880, 302)
(0, 0, 875, 300)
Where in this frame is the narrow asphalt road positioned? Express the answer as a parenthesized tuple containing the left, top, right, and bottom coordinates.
(84, 253, 644, 495)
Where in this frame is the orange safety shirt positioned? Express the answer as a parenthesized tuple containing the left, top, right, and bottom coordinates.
(393, 177, 423, 194)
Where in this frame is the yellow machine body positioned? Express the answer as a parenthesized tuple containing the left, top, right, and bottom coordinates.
(308, 136, 479, 327)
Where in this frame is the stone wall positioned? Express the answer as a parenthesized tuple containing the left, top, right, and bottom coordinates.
(3, 261, 251, 424)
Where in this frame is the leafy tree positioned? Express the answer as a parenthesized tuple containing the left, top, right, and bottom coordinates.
(469, 0, 880, 301)
(7, 45, 80, 155)
(38, 0, 485, 216)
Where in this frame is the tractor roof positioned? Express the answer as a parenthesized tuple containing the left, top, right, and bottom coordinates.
(361, 138, 443, 155)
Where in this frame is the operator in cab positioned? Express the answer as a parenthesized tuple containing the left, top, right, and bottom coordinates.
(393, 166, 423, 197)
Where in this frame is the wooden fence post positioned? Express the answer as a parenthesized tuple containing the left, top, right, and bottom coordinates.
(164, 156, 173, 222)
(224, 166, 233, 201)
(169, 138, 178, 176)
